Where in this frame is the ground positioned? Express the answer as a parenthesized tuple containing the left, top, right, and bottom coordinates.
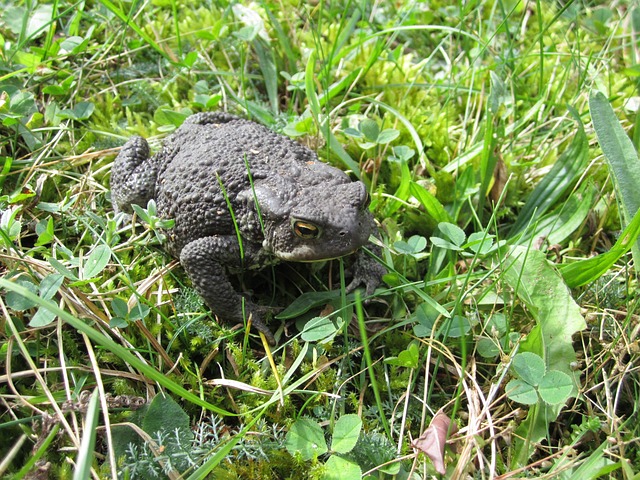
(0, 1, 639, 479)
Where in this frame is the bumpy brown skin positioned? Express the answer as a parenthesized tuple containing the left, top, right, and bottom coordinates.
(110, 112, 384, 344)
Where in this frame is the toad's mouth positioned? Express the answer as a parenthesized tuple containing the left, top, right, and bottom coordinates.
(273, 246, 360, 262)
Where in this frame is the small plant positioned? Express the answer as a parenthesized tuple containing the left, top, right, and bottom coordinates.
(505, 352, 574, 406)
(285, 414, 364, 479)
(130, 199, 175, 242)
(343, 118, 400, 150)
(109, 298, 150, 328)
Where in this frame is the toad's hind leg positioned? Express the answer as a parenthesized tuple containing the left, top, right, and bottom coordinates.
(110, 136, 158, 214)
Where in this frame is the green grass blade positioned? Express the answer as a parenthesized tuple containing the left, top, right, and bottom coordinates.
(409, 181, 450, 223)
(97, 0, 177, 65)
(305, 50, 321, 118)
(565, 441, 619, 479)
(355, 292, 390, 438)
(254, 38, 279, 114)
(306, 49, 363, 180)
(12, 425, 60, 480)
(560, 204, 640, 287)
(73, 389, 100, 480)
(590, 90, 640, 268)
(262, 5, 297, 69)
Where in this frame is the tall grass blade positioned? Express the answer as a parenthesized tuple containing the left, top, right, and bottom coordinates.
(590, 90, 640, 269)
(254, 39, 279, 114)
(97, 0, 177, 64)
(73, 389, 100, 480)
(305, 50, 362, 179)
(12, 425, 60, 479)
(355, 292, 390, 438)
(560, 205, 640, 287)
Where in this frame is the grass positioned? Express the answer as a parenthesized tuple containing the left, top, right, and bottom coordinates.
(1, 0, 640, 478)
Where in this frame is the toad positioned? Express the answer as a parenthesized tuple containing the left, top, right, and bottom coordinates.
(110, 112, 384, 344)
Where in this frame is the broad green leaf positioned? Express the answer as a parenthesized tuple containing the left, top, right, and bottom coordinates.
(505, 379, 538, 405)
(331, 414, 362, 454)
(390, 145, 415, 162)
(503, 246, 586, 463)
(512, 352, 545, 386)
(154, 108, 189, 127)
(385, 158, 412, 216)
(590, 91, 640, 268)
(254, 38, 279, 114)
(476, 337, 501, 358)
(413, 302, 441, 338)
(6, 277, 39, 311)
(438, 222, 466, 246)
(359, 119, 379, 142)
(49, 257, 78, 281)
(464, 231, 494, 254)
(3, 5, 53, 39)
(377, 128, 400, 144)
(39, 274, 63, 300)
(429, 236, 462, 251)
(510, 115, 588, 237)
(343, 127, 362, 138)
(60, 36, 88, 55)
(321, 455, 362, 480)
(285, 418, 328, 461)
(30, 307, 57, 327)
(319, 119, 362, 181)
(142, 393, 192, 444)
(444, 315, 472, 338)
(82, 244, 111, 279)
(111, 298, 129, 319)
(129, 302, 150, 321)
(35, 216, 54, 246)
(516, 185, 596, 246)
(487, 313, 508, 335)
(394, 235, 427, 255)
(407, 235, 427, 253)
(109, 317, 128, 329)
(301, 316, 344, 343)
(58, 101, 95, 120)
(504, 246, 586, 383)
(538, 370, 574, 405)
(277, 290, 340, 319)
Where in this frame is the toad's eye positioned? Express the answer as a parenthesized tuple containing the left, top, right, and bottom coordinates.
(293, 220, 321, 239)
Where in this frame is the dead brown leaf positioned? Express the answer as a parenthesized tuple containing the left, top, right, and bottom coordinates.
(411, 412, 458, 475)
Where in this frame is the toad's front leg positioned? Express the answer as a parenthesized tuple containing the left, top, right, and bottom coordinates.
(179, 236, 276, 345)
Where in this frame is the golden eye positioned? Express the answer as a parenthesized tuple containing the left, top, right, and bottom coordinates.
(293, 220, 320, 239)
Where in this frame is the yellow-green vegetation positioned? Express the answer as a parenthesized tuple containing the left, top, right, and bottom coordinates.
(1, 1, 639, 478)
